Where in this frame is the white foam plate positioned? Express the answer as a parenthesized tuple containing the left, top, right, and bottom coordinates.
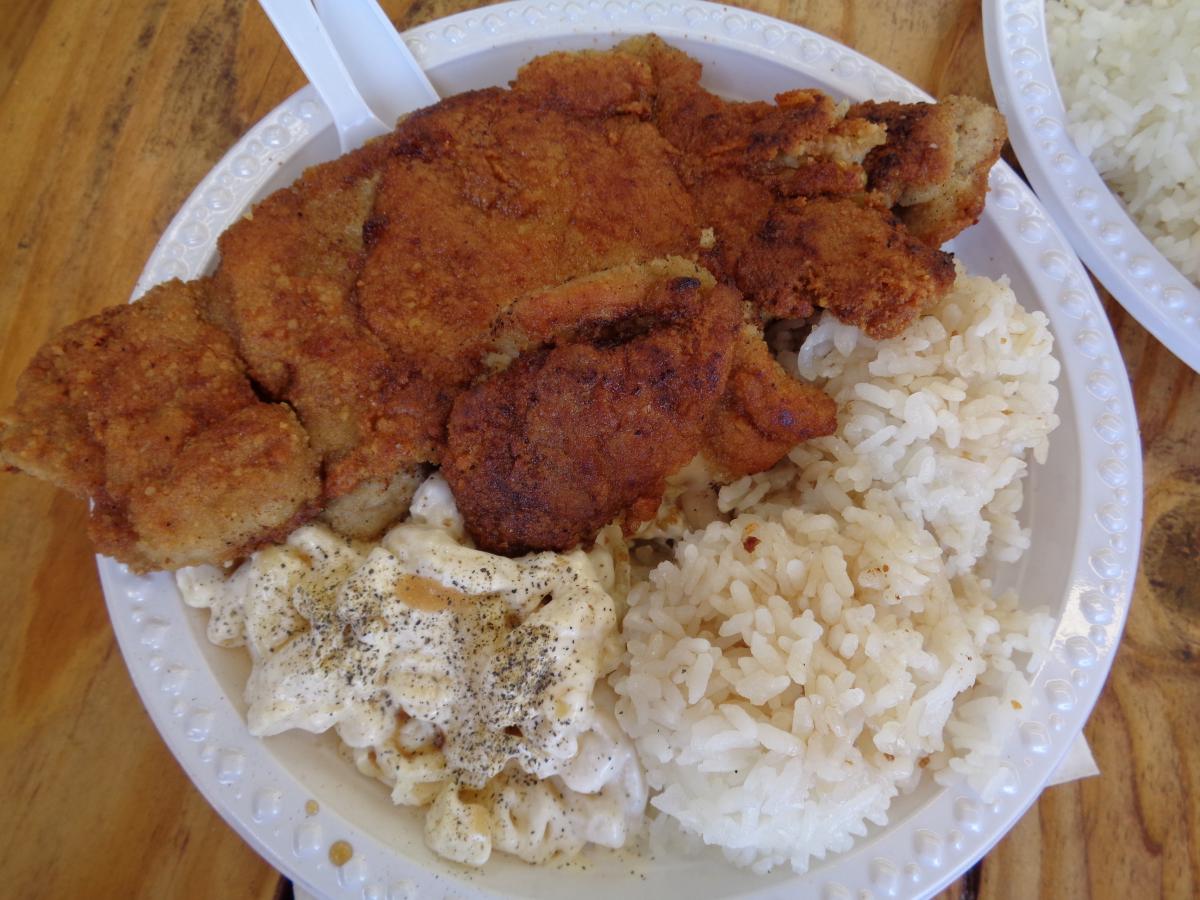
(983, 0, 1200, 372)
(102, 2, 1142, 898)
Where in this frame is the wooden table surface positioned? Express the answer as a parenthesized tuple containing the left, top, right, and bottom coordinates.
(1, 1, 1196, 897)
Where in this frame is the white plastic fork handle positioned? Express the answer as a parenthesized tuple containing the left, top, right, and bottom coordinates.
(258, 0, 390, 152)
(313, 0, 440, 127)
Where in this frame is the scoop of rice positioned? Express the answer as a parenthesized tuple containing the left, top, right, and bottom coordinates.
(611, 270, 1059, 873)
(1048, 0, 1200, 284)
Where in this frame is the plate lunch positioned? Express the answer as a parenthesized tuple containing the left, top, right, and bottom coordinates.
(104, 2, 1141, 898)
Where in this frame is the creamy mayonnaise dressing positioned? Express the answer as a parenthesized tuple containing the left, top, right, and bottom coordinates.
(177, 475, 646, 866)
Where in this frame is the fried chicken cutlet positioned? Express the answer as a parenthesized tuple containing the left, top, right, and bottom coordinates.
(356, 78, 699, 388)
(0, 38, 1008, 570)
(443, 261, 744, 555)
(608, 35, 1001, 335)
(206, 134, 447, 539)
(0, 280, 319, 571)
(736, 197, 956, 338)
(849, 95, 1008, 247)
(701, 328, 837, 478)
(484, 257, 838, 486)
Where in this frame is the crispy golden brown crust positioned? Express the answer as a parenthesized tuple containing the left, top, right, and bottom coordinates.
(701, 328, 837, 478)
(0, 38, 1008, 568)
(487, 257, 716, 363)
(443, 269, 742, 555)
(849, 100, 956, 206)
(735, 196, 956, 338)
(850, 95, 1007, 246)
(512, 49, 655, 117)
(612, 35, 959, 337)
(209, 135, 448, 502)
(356, 85, 699, 388)
(0, 280, 320, 571)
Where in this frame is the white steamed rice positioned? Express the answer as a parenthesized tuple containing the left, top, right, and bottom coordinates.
(610, 268, 1061, 873)
(1047, 0, 1200, 284)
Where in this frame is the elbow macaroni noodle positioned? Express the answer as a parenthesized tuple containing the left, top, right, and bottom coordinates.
(178, 475, 646, 866)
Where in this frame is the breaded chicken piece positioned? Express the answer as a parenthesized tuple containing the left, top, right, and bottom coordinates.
(613, 36, 879, 167)
(492, 258, 835, 486)
(612, 36, 954, 336)
(0, 280, 319, 571)
(356, 84, 699, 388)
(701, 328, 837, 478)
(618, 34, 882, 232)
(492, 258, 837, 481)
(486, 257, 713, 362)
(735, 196, 956, 338)
(443, 264, 743, 555)
(208, 133, 447, 533)
(512, 48, 655, 117)
(624, 34, 1004, 257)
(849, 95, 1007, 246)
(1, 38, 1010, 569)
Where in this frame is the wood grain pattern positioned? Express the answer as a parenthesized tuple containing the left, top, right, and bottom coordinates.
(0, 1, 1195, 898)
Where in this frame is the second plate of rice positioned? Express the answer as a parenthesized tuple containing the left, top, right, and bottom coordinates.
(984, 0, 1200, 371)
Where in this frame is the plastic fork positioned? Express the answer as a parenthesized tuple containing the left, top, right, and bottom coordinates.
(257, 0, 391, 152)
(313, 0, 440, 127)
